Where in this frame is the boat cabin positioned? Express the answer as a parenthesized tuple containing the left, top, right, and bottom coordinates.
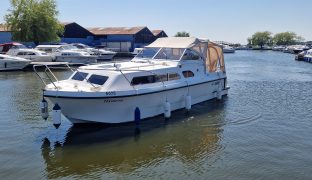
(0, 42, 26, 54)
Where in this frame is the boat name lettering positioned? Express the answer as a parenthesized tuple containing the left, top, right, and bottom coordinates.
(103, 99, 123, 103)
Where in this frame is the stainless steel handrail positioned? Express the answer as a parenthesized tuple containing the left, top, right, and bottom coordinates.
(33, 64, 73, 90)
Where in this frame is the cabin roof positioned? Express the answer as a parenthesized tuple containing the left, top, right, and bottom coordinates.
(87, 26, 146, 35)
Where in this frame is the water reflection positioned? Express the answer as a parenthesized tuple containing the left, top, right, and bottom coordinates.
(41, 100, 227, 179)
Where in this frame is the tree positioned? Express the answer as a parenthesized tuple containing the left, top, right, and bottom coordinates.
(248, 31, 272, 49)
(5, 0, 64, 45)
(273, 32, 304, 45)
(175, 31, 190, 37)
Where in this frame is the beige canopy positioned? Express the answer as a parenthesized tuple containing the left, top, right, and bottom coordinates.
(147, 37, 225, 73)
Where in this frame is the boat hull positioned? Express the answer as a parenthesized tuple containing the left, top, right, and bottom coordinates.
(55, 56, 97, 64)
(45, 79, 228, 124)
(223, 49, 235, 53)
(97, 54, 115, 61)
(0, 60, 30, 71)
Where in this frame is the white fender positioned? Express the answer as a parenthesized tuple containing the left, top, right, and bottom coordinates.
(164, 101, 171, 119)
(40, 99, 49, 120)
(52, 104, 61, 128)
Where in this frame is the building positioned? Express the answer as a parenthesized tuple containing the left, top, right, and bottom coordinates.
(0, 22, 168, 52)
(152, 30, 168, 39)
(88, 26, 156, 52)
(0, 24, 12, 44)
(60, 22, 94, 45)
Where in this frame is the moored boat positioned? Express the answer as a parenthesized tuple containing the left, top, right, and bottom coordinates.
(222, 45, 235, 53)
(54, 50, 97, 64)
(6, 48, 54, 62)
(0, 54, 30, 71)
(303, 49, 312, 62)
(35, 37, 229, 125)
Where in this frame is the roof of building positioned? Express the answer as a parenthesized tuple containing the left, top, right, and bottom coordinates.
(87, 26, 146, 35)
(0, 24, 11, 32)
(61, 22, 75, 26)
(152, 30, 165, 36)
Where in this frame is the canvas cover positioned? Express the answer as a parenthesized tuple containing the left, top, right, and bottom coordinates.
(147, 37, 225, 73)
(147, 37, 199, 49)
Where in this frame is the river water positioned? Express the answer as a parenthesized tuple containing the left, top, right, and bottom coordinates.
(0, 51, 311, 179)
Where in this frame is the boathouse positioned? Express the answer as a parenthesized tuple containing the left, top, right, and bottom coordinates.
(152, 30, 168, 39)
(60, 22, 94, 46)
(0, 24, 12, 44)
(87, 26, 156, 52)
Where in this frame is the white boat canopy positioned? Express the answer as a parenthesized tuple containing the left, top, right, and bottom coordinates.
(147, 37, 225, 72)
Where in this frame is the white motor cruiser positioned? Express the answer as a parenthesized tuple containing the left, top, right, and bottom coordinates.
(303, 49, 312, 62)
(35, 37, 229, 125)
(72, 43, 116, 60)
(36, 44, 97, 64)
(54, 50, 97, 65)
(6, 48, 54, 62)
(222, 45, 235, 53)
(0, 54, 30, 71)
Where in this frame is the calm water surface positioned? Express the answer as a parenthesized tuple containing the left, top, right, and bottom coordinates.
(0, 51, 312, 179)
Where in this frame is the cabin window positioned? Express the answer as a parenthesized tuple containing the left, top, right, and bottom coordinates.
(157, 74, 168, 82)
(25, 52, 36, 55)
(131, 73, 181, 85)
(131, 75, 157, 85)
(182, 71, 194, 78)
(71, 72, 88, 81)
(17, 52, 25, 55)
(136, 48, 160, 59)
(88, 75, 108, 85)
(182, 49, 200, 60)
(168, 73, 180, 80)
(154, 48, 184, 60)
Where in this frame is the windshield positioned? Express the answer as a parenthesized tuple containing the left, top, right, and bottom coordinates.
(136, 47, 160, 59)
(154, 48, 185, 60)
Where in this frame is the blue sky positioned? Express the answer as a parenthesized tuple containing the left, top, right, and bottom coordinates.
(1, 0, 311, 44)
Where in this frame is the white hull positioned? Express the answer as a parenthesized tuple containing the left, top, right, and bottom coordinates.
(97, 54, 115, 60)
(45, 78, 228, 124)
(28, 56, 54, 62)
(0, 60, 30, 71)
(223, 49, 235, 53)
(55, 56, 97, 64)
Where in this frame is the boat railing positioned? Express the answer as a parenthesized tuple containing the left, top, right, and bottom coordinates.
(33, 63, 74, 89)
(33, 63, 99, 89)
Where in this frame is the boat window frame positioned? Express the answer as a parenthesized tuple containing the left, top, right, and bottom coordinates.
(130, 72, 181, 86)
(135, 47, 161, 59)
(88, 74, 109, 85)
(71, 72, 89, 81)
(181, 49, 201, 61)
(153, 48, 185, 61)
(182, 70, 195, 78)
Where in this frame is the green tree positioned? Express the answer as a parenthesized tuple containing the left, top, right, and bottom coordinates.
(5, 0, 64, 45)
(175, 31, 190, 37)
(248, 31, 272, 49)
(273, 32, 304, 45)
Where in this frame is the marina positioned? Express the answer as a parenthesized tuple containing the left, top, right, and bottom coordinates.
(1, 0, 312, 179)
(1, 50, 312, 179)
